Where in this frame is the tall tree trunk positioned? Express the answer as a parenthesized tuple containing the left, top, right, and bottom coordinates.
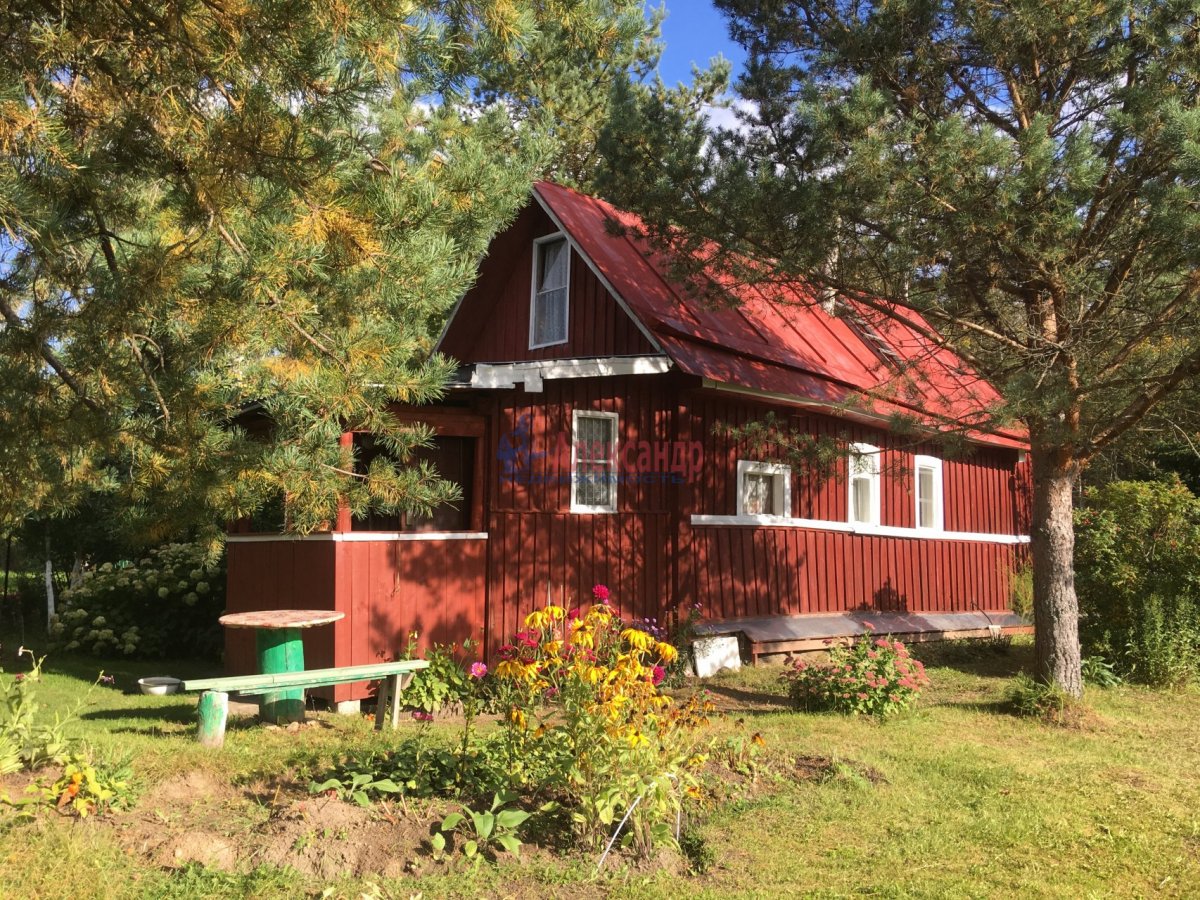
(1029, 441, 1083, 697)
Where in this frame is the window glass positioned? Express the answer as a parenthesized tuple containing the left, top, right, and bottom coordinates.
(848, 443, 880, 525)
(572, 412, 617, 511)
(531, 237, 569, 347)
(914, 455, 943, 530)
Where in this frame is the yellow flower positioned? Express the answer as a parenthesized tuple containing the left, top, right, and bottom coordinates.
(526, 605, 567, 630)
(620, 628, 655, 652)
(543, 640, 562, 658)
(654, 642, 679, 663)
(508, 707, 527, 730)
(625, 727, 648, 748)
(495, 659, 526, 679)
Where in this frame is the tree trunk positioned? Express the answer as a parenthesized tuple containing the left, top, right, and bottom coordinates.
(44, 533, 56, 624)
(1029, 443, 1083, 697)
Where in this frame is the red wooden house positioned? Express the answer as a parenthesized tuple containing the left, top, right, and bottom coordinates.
(226, 182, 1032, 702)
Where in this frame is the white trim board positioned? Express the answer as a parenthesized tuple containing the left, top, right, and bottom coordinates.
(690, 515, 1029, 545)
(227, 532, 489, 543)
(469, 355, 671, 392)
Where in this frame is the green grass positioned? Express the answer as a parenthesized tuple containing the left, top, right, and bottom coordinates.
(2, 639, 1199, 898)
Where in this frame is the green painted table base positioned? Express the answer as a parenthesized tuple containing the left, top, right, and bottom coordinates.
(256, 626, 306, 723)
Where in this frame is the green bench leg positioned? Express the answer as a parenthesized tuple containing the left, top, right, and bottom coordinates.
(257, 627, 305, 724)
(197, 691, 229, 747)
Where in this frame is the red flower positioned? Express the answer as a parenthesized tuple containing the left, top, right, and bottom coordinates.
(651, 665, 666, 685)
(592, 584, 610, 603)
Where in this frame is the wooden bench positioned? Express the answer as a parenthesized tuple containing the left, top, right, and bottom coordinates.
(182, 660, 430, 747)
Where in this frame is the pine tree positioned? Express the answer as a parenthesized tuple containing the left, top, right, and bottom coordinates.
(0, 0, 657, 541)
(598, 1, 1200, 695)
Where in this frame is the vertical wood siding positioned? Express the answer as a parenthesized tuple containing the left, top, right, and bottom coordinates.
(439, 204, 656, 364)
(683, 391, 1024, 618)
(226, 537, 487, 702)
(482, 375, 677, 652)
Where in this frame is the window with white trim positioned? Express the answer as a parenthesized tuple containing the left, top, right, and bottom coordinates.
(570, 411, 618, 512)
(530, 235, 569, 348)
(736, 460, 791, 517)
(848, 443, 881, 526)
(913, 454, 944, 530)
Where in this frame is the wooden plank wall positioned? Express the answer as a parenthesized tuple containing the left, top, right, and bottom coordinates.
(690, 526, 1019, 618)
(225, 537, 487, 703)
(441, 204, 656, 364)
(223, 539, 338, 684)
(482, 375, 678, 650)
(331, 537, 488, 701)
(684, 392, 1025, 617)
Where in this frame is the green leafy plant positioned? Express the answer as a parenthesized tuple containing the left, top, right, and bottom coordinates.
(783, 627, 929, 716)
(41, 751, 131, 818)
(1, 648, 75, 774)
(716, 718, 767, 778)
(1082, 656, 1122, 689)
(1075, 479, 1200, 686)
(402, 639, 476, 715)
(49, 542, 225, 659)
(1009, 673, 1078, 722)
(431, 791, 533, 862)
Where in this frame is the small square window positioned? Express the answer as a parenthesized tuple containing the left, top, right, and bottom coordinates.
(914, 454, 943, 530)
(736, 460, 791, 517)
(848, 443, 881, 526)
(530, 235, 569, 348)
(571, 411, 618, 512)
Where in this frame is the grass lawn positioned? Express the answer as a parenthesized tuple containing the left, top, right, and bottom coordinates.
(2, 639, 1198, 899)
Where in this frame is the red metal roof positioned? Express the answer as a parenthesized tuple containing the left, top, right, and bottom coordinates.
(533, 181, 1026, 450)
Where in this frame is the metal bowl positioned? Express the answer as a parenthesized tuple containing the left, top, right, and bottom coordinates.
(138, 676, 182, 696)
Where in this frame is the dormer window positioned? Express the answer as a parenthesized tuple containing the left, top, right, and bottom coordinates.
(530, 234, 569, 348)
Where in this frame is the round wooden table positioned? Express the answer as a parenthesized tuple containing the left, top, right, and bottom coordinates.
(219, 610, 345, 723)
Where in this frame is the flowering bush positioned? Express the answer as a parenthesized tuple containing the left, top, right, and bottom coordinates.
(315, 586, 713, 860)
(487, 585, 712, 852)
(49, 542, 225, 659)
(783, 626, 929, 716)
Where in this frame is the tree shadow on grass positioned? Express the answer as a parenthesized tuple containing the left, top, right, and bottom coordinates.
(81, 703, 197, 725)
(701, 682, 794, 716)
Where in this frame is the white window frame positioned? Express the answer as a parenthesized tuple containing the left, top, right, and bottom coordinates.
(847, 442, 881, 527)
(913, 454, 944, 531)
(570, 410, 619, 513)
(529, 233, 570, 350)
(735, 460, 792, 518)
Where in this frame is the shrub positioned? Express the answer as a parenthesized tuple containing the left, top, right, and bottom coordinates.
(1074, 478, 1200, 685)
(312, 585, 713, 860)
(49, 542, 225, 659)
(487, 587, 711, 853)
(782, 626, 929, 716)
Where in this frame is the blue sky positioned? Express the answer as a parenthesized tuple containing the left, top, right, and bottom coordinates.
(649, 1, 746, 86)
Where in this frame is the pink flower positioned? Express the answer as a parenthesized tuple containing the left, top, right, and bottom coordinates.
(469, 662, 487, 679)
(875, 638, 889, 648)
(867, 650, 878, 660)
(651, 665, 666, 686)
(857, 692, 868, 700)
(568, 607, 581, 620)
(863, 621, 876, 631)
(592, 584, 610, 603)
(14, 673, 24, 683)
(411, 710, 434, 722)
